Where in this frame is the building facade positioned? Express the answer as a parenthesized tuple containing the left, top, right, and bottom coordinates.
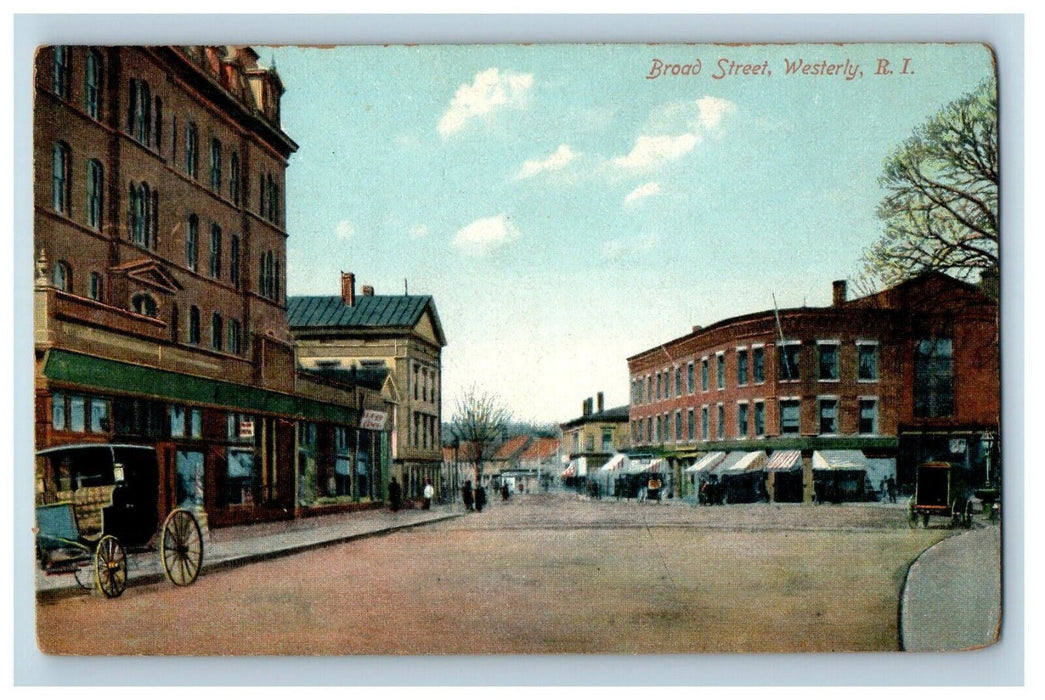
(34, 45, 390, 530)
(559, 393, 630, 481)
(288, 272, 447, 499)
(627, 274, 999, 499)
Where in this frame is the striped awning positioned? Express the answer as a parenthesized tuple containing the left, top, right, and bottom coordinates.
(813, 450, 869, 471)
(561, 464, 575, 478)
(766, 450, 802, 472)
(685, 451, 726, 474)
(599, 453, 628, 472)
(721, 451, 768, 473)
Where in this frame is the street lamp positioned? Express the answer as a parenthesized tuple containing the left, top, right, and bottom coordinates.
(981, 432, 997, 488)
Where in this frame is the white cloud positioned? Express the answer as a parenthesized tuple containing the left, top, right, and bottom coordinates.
(602, 233, 661, 259)
(437, 68, 534, 138)
(335, 220, 355, 241)
(408, 224, 430, 239)
(452, 215, 521, 256)
(516, 144, 577, 180)
(695, 95, 734, 131)
(612, 133, 700, 171)
(624, 182, 661, 205)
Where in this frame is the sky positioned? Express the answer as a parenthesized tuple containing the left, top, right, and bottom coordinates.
(262, 43, 995, 424)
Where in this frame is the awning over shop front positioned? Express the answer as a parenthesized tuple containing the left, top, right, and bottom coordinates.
(766, 450, 802, 472)
(648, 458, 666, 473)
(720, 451, 768, 473)
(42, 349, 359, 426)
(599, 453, 628, 472)
(562, 457, 588, 478)
(685, 451, 726, 474)
(561, 464, 575, 478)
(813, 450, 869, 471)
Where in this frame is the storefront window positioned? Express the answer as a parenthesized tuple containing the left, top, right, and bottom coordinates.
(90, 398, 110, 433)
(51, 392, 66, 430)
(176, 450, 205, 509)
(226, 448, 255, 505)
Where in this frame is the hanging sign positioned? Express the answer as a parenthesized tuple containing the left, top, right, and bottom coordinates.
(360, 410, 388, 430)
(239, 419, 255, 439)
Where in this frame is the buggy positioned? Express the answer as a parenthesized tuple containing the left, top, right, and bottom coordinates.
(35, 444, 204, 598)
(907, 461, 974, 529)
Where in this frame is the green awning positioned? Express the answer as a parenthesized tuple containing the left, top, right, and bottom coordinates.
(43, 349, 359, 426)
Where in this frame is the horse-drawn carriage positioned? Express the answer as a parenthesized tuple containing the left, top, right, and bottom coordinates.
(35, 444, 204, 598)
(907, 460, 975, 529)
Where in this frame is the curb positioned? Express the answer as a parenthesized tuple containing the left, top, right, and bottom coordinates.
(36, 512, 462, 605)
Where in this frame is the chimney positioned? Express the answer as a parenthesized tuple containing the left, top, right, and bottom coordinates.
(582, 399, 591, 416)
(832, 280, 847, 307)
(692, 325, 702, 333)
(341, 272, 356, 307)
(597, 392, 604, 413)
(362, 285, 374, 297)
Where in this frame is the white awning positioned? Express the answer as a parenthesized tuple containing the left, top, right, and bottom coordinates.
(685, 451, 726, 474)
(599, 453, 628, 472)
(721, 451, 768, 473)
(623, 459, 652, 474)
(812, 450, 869, 471)
(648, 458, 666, 473)
(766, 450, 802, 472)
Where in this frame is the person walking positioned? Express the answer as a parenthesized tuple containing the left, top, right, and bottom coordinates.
(500, 483, 510, 501)
(388, 477, 402, 513)
(474, 484, 487, 513)
(462, 480, 474, 512)
(423, 479, 434, 510)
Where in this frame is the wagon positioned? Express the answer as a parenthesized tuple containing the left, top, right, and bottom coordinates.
(35, 444, 204, 598)
(907, 461, 974, 529)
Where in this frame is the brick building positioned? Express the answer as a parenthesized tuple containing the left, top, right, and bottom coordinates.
(627, 274, 999, 501)
(288, 272, 447, 499)
(34, 45, 391, 529)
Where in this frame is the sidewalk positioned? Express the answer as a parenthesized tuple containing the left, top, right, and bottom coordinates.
(36, 504, 461, 602)
(900, 524, 1001, 651)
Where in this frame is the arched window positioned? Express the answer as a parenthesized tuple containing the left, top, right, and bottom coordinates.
(53, 261, 72, 293)
(129, 182, 151, 247)
(86, 159, 103, 230)
(186, 214, 199, 271)
(131, 292, 157, 318)
(52, 142, 70, 214)
(154, 97, 163, 150)
(210, 138, 222, 191)
(85, 50, 101, 119)
(128, 79, 151, 145)
(188, 306, 201, 344)
(53, 46, 70, 99)
(170, 304, 180, 343)
(89, 272, 104, 301)
(211, 313, 223, 351)
(209, 224, 222, 278)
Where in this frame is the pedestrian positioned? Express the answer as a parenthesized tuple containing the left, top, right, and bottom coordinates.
(462, 480, 474, 512)
(423, 479, 434, 510)
(501, 483, 510, 501)
(886, 476, 897, 503)
(475, 484, 487, 513)
(388, 477, 402, 513)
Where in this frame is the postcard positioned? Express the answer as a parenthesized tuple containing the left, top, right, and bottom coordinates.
(31, 41, 1000, 656)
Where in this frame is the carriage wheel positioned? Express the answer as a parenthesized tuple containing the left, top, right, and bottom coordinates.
(94, 535, 127, 598)
(907, 499, 918, 528)
(160, 509, 203, 587)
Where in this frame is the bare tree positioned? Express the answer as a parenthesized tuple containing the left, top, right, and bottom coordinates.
(449, 385, 513, 486)
(859, 81, 998, 294)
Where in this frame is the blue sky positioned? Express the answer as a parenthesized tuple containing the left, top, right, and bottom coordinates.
(263, 43, 995, 423)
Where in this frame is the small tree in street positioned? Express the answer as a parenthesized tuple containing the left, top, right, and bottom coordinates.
(859, 81, 998, 295)
(449, 385, 513, 486)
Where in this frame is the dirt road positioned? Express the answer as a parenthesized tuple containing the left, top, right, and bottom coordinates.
(37, 493, 949, 655)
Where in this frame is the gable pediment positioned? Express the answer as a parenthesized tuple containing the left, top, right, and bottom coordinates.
(110, 259, 183, 295)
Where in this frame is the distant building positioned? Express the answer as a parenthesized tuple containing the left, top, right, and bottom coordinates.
(627, 273, 999, 501)
(34, 46, 389, 530)
(288, 272, 447, 498)
(559, 393, 630, 482)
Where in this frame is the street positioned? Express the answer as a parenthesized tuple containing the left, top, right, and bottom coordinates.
(37, 493, 951, 655)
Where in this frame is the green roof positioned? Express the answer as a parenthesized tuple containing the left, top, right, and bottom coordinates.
(287, 295, 445, 345)
(43, 350, 359, 426)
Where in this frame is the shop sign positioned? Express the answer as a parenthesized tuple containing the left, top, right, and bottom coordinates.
(360, 410, 387, 430)
(239, 419, 255, 439)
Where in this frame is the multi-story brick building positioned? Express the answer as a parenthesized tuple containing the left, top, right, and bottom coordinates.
(288, 272, 447, 499)
(34, 45, 391, 529)
(627, 274, 999, 500)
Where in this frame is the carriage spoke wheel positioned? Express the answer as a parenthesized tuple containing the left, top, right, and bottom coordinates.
(94, 535, 127, 598)
(160, 509, 203, 587)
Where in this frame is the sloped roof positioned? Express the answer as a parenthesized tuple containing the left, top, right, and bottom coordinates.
(492, 435, 532, 461)
(520, 437, 560, 461)
(843, 271, 994, 311)
(560, 405, 630, 429)
(287, 294, 446, 346)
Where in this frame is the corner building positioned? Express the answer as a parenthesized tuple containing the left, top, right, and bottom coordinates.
(627, 274, 999, 500)
(34, 46, 390, 530)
